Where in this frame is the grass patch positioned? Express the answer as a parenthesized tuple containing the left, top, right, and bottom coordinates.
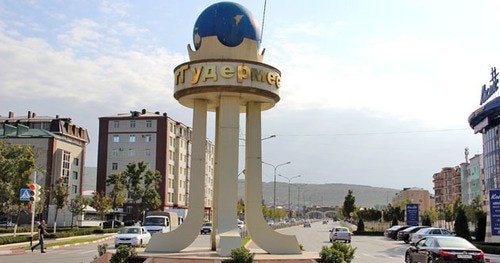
(242, 236, 250, 246)
(19, 236, 108, 249)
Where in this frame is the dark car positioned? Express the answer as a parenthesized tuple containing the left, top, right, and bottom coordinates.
(398, 226, 429, 244)
(200, 222, 212, 234)
(405, 236, 484, 263)
(102, 220, 124, 228)
(386, 225, 410, 240)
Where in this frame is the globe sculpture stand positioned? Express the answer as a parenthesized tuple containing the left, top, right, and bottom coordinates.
(145, 2, 301, 256)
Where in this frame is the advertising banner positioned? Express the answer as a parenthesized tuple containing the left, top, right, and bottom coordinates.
(490, 189, 500, 236)
(406, 203, 419, 226)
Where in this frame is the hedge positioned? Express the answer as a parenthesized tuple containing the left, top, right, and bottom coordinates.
(0, 227, 122, 245)
(474, 243, 500, 254)
(352, 231, 384, 236)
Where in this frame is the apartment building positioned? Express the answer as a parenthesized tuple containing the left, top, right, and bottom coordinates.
(460, 154, 483, 205)
(96, 110, 214, 220)
(0, 111, 90, 225)
(433, 167, 461, 210)
(392, 187, 432, 212)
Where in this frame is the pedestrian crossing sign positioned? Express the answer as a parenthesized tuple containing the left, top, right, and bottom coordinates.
(20, 188, 31, 201)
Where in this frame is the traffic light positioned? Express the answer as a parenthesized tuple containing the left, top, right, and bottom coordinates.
(29, 183, 41, 202)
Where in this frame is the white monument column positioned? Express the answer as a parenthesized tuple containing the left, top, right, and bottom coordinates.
(145, 99, 208, 252)
(245, 102, 301, 254)
(216, 95, 242, 256)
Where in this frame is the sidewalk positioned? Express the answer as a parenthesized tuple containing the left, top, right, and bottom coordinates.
(0, 233, 116, 255)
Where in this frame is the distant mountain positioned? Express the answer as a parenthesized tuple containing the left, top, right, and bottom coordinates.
(238, 180, 400, 208)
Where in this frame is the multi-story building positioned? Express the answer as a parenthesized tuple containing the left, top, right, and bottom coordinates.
(460, 154, 483, 205)
(0, 111, 89, 225)
(433, 167, 461, 210)
(96, 110, 214, 220)
(391, 187, 432, 212)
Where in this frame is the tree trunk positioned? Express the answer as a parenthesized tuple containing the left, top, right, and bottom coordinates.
(53, 208, 59, 233)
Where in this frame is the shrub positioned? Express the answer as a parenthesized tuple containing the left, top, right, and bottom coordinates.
(320, 246, 344, 263)
(454, 207, 471, 241)
(319, 242, 356, 263)
(224, 246, 254, 263)
(356, 219, 364, 232)
(475, 212, 486, 242)
(110, 245, 138, 263)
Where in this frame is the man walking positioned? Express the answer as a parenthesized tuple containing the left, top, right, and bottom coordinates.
(31, 219, 48, 253)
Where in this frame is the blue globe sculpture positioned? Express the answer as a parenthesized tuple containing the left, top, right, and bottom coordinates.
(193, 2, 261, 50)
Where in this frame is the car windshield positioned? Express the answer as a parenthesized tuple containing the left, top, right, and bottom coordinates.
(203, 222, 212, 227)
(144, 217, 165, 226)
(436, 237, 476, 249)
(120, 228, 140, 234)
(335, 228, 348, 232)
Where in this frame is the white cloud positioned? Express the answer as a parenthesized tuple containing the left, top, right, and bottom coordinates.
(57, 19, 102, 48)
(99, 0, 130, 17)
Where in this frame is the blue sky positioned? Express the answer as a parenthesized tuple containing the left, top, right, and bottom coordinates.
(2, 0, 499, 192)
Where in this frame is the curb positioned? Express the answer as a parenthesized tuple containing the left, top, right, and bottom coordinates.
(0, 234, 115, 255)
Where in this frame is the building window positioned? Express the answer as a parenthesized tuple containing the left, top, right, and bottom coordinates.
(126, 206, 133, 213)
(72, 185, 78, 194)
(112, 163, 118, 170)
(129, 149, 135, 156)
(73, 158, 79, 166)
(145, 149, 151, 156)
(130, 120, 136, 128)
(73, 171, 78, 180)
(169, 150, 173, 160)
(130, 135, 136, 142)
(146, 120, 152, 128)
(113, 121, 119, 128)
(145, 135, 152, 142)
(113, 135, 120, 142)
(112, 149, 118, 157)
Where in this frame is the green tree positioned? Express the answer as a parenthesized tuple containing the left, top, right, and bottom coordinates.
(0, 142, 36, 225)
(342, 190, 356, 220)
(92, 191, 112, 227)
(139, 170, 162, 220)
(122, 162, 147, 208)
(68, 195, 90, 229)
(454, 206, 471, 241)
(421, 212, 432, 226)
(106, 173, 127, 227)
(52, 177, 70, 231)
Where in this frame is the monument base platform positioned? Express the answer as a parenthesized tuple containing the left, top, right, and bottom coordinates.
(93, 247, 320, 263)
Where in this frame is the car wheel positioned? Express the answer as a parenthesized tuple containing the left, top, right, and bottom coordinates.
(427, 257, 434, 263)
(405, 253, 411, 263)
(329, 238, 332, 242)
(347, 240, 351, 243)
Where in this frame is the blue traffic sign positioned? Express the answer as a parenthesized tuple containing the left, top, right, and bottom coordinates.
(20, 188, 31, 201)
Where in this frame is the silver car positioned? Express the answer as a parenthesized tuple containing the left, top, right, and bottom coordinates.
(410, 227, 454, 245)
(329, 227, 352, 243)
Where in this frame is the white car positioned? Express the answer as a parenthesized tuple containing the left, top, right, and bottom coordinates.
(115, 226, 151, 247)
(410, 227, 454, 244)
(329, 227, 352, 243)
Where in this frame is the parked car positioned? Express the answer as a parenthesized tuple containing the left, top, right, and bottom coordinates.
(410, 227, 454, 245)
(386, 225, 411, 240)
(0, 218, 15, 227)
(385, 225, 404, 238)
(303, 220, 311, 227)
(102, 219, 124, 228)
(405, 236, 484, 263)
(397, 226, 429, 244)
(329, 227, 352, 243)
(114, 226, 151, 247)
(200, 222, 212, 235)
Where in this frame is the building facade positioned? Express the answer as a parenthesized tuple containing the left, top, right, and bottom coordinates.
(96, 110, 214, 220)
(391, 187, 432, 212)
(0, 111, 89, 226)
(461, 154, 483, 205)
(433, 167, 461, 210)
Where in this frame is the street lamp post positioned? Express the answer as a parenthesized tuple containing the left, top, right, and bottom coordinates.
(303, 190, 309, 219)
(278, 174, 301, 218)
(262, 161, 291, 223)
